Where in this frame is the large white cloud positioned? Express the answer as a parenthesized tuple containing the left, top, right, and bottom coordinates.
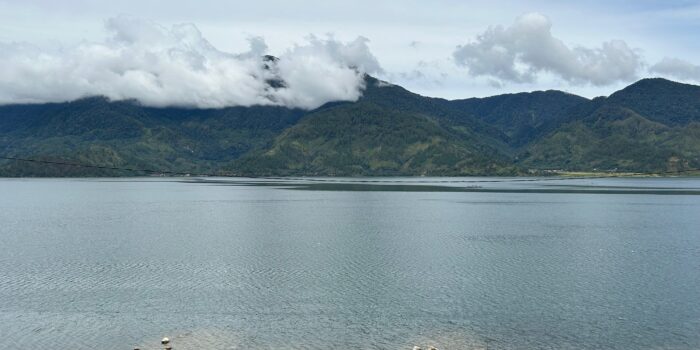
(453, 13, 643, 86)
(649, 57, 700, 82)
(0, 16, 382, 109)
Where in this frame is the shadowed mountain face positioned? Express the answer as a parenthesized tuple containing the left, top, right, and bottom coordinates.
(0, 76, 698, 176)
(450, 90, 590, 148)
(606, 78, 700, 125)
(232, 101, 517, 176)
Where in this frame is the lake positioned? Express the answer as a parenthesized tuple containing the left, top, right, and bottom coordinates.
(1, 177, 699, 349)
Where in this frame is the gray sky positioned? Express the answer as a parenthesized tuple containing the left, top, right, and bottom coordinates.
(1, 0, 699, 108)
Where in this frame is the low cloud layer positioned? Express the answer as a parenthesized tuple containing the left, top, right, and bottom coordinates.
(649, 57, 700, 82)
(0, 16, 382, 109)
(453, 13, 642, 86)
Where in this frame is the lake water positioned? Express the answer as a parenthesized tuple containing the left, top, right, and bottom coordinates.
(1, 177, 699, 349)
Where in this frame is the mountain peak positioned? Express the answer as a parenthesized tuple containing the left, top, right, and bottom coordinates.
(2, 75, 699, 176)
(606, 77, 700, 125)
(614, 77, 699, 95)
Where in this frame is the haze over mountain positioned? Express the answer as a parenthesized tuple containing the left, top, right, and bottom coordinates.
(1, 75, 698, 177)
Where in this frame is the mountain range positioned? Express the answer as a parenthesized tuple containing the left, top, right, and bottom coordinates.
(1, 76, 699, 177)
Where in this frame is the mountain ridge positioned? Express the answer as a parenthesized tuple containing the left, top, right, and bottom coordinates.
(1, 76, 698, 176)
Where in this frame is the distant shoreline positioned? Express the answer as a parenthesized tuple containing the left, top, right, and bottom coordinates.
(1, 172, 700, 179)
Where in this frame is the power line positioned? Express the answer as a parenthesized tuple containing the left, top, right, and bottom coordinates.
(1, 155, 698, 182)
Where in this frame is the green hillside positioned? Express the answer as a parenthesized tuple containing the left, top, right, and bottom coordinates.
(1, 76, 699, 176)
(232, 101, 518, 176)
(0, 97, 304, 176)
(450, 90, 589, 148)
(521, 104, 700, 172)
(519, 79, 700, 172)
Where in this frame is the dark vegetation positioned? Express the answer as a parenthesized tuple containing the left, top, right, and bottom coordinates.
(1, 76, 699, 176)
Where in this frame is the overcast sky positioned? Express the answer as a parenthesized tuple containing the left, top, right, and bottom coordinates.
(1, 0, 700, 108)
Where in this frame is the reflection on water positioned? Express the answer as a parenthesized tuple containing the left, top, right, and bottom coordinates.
(1, 177, 699, 349)
(189, 176, 700, 194)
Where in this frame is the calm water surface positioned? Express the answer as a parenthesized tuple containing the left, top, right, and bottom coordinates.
(1, 177, 699, 349)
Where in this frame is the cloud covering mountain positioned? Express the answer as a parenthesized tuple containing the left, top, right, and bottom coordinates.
(1, 8, 700, 108)
(0, 16, 382, 109)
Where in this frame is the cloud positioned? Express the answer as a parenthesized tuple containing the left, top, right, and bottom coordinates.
(649, 57, 700, 81)
(453, 13, 643, 86)
(0, 16, 382, 109)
